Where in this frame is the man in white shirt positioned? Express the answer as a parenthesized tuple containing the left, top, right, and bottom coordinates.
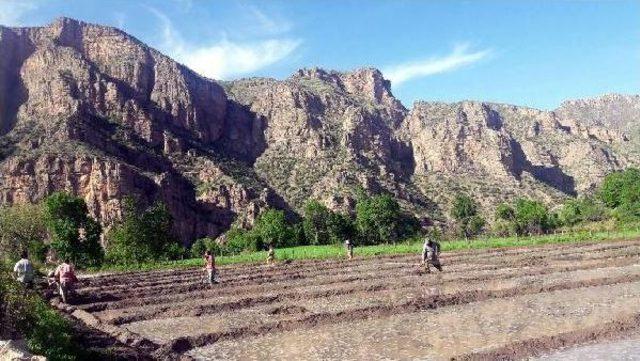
(13, 250, 35, 286)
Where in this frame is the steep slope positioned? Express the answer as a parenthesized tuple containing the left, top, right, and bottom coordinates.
(0, 18, 274, 242)
(0, 18, 638, 243)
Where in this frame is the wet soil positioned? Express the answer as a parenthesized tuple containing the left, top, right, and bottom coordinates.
(65, 239, 640, 360)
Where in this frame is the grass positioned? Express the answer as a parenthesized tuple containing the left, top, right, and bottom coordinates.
(90, 227, 640, 273)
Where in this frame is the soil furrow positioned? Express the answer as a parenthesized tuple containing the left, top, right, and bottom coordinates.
(107, 257, 640, 325)
(156, 272, 640, 355)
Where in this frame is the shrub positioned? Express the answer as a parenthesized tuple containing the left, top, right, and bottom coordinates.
(558, 196, 607, 226)
(190, 238, 224, 258)
(0, 270, 82, 360)
(494, 198, 555, 236)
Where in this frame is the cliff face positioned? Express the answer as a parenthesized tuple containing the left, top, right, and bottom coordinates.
(0, 18, 638, 243)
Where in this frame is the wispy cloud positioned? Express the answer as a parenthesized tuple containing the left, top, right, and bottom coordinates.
(0, 0, 37, 26)
(247, 5, 292, 35)
(150, 7, 300, 80)
(383, 44, 492, 86)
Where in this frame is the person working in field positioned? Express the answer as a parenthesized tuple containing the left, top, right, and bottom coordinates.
(53, 258, 78, 303)
(203, 250, 218, 285)
(13, 250, 35, 287)
(421, 237, 443, 273)
(266, 245, 275, 265)
(344, 239, 354, 260)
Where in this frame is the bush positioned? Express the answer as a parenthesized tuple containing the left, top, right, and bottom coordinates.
(190, 238, 224, 258)
(0, 271, 82, 360)
(494, 198, 555, 235)
(106, 197, 181, 264)
(558, 196, 607, 226)
(44, 192, 103, 268)
(224, 227, 260, 254)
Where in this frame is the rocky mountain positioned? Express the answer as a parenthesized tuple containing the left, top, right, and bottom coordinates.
(0, 18, 638, 243)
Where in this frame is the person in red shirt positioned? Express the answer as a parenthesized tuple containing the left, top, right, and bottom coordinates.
(53, 258, 78, 303)
(203, 250, 218, 285)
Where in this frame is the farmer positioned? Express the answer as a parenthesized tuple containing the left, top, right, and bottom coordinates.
(266, 245, 275, 265)
(53, 258, 78, 303)
(421, 237, 442, 273)
(344, 239, 354, 260)
(13, 250, 35, 287)
(203, 250, 218, 285)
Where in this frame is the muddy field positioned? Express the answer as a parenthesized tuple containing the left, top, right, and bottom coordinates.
(66, 239, 640, 360)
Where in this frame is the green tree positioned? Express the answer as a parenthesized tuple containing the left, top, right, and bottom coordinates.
(599, 168, 640, 208)
(106, 197, 180, 264)
(450, 194, 484, 239)
(327, 212, 355, 244)
(598, 168, 640, 220)
(254, 209, 290, 249)
(356, 194, 403, 245)
(44, 192, 103, 267)
(0, 204, 48, 263)
(302, 200, 331, 245)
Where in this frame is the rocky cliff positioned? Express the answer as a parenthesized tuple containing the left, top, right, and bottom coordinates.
(0, 18, 638, 243)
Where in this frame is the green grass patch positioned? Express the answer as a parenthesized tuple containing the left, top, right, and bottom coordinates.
(90, 227, 640, 273)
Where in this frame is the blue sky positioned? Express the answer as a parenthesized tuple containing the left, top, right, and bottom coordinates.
(1, 0, 638, 110)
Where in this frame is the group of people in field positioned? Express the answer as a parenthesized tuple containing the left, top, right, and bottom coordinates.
(13, 236, 442, 299)
(12, 250, 78, 303)
(198, 235, 443, 286)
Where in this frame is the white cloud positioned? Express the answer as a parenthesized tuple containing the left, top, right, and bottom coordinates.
(247, 6, 292, 35)
(383, 44, 492, 86)
(150, 8, 300, 80)
(0, 0, 37, 26)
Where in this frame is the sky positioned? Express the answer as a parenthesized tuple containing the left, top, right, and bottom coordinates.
(0, 0, 639, 110)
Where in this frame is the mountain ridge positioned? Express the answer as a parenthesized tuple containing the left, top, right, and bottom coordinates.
(1, 17, 638, 243)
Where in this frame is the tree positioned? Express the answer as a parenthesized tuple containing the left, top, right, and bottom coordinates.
(598, 168, 640, 220)
(106, 197, 180, 264)
(302, 200, 331, 245)
(327, 212, 355, 244)
(356, 194, 403, 244)
(0, 204, 48, 263)
(44, 192, 103, 267)
(254, 209, 290, 249)
(450, 194, 484, 239)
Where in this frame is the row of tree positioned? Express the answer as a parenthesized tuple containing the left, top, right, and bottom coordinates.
(449, 168, 640, 239)
(192, 193, 419, 256)
(0, 193, 182, 267)
(3, 168, 640, 266)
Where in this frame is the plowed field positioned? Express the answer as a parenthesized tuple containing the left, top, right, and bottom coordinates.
(67, 239, 640, 360)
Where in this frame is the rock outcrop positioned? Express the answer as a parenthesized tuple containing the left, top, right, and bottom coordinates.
(0, 18, 638, 243)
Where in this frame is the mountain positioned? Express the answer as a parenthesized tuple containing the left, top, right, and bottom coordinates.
(0, 18, 637, 243)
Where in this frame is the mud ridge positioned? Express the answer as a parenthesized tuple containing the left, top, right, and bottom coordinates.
(451, 313, 640, 361)
(158, 272, 640, 355)
(107, 257, 640, 325)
